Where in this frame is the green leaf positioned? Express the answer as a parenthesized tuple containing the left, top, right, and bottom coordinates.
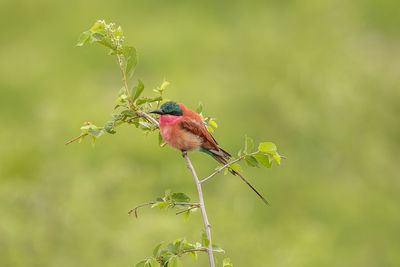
(171, 193, 190, 203)
(159, 80, 170, 92)
(112, 113, 123, 120)
(139, 121, 152, 130)
(104, 120, 116, 134)
(153, 243, 163, 257)
(167, 243, 176, 254)
(273, 153, 281, 164)
(135, 260, 146, 267)
(224, 167, 229, 175)
(136, 96, 163, 105)
(212, 244, 225, 253)
(209, 119, 218, 128)
(202, 232, 210, 247)
(90, 21, 105, 32)
(76, 30, 91, 46)
(245, 155, 259, 167)
(189, 251, 197, 259)
(151, 202, 169, 210)
(91, 136, 96, 147)
(196, 102, 203, 114)
(121, 110, 136, 117)
(132, 79, 145, 101)
(88, 128, 104, 137)
(223, 258, 233, 267)
(253, 153, 272, 168)
(167, 256, 179, 267)
(183, 210, 190, 222)
(229, 163, 242, 172)
(123, 46, 137, 78)
(258, 142, 277, 155)
(146, 258, 159, 267)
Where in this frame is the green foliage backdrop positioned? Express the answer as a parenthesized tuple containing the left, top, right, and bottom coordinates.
(0, 0, 399, 266)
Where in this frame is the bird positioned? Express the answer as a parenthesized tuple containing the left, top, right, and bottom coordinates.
(150, 101, 269, 205)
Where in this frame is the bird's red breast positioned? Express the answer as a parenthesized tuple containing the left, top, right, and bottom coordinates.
(159, 103, 219, 152)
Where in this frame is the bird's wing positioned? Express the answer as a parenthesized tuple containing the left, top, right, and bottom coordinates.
(179, 118, 220, 152)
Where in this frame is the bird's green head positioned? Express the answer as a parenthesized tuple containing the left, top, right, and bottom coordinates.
(149, 101, 183, 116)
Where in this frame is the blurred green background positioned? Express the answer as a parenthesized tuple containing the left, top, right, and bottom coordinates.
(1, 0, 399, 266)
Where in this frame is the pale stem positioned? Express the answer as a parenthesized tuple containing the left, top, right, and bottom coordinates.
(200, 152, 257, 184)
(183, 153, 215, 267)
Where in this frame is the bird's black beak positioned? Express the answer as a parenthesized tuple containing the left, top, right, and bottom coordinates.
(149, 109, 164, 115)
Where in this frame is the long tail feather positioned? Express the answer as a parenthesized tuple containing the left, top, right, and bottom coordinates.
(212, 153, 269, 205)
(232, 170, 269, 205)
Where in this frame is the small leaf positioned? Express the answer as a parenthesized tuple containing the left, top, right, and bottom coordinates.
(212, 244, 225, 253)
(209, 119, 218, 128)
(121, 109, 136, 117)
(104, 120, 116, 134)
(253, 153, 272, 168)
(139, 121, 152, 130)
(76, 30, 91, 46)
(273, 153, 281, 164)
(189, 251, 197, 259)
(132, 79, 144, 101)
(224, 167, 229, 175)
(207, 125, 214, 133)
(167, 243, 176, 254)
(123, 46, 138, 78)
(136, 96, 163, 105)
(146, 258, 159, 267)
(112, 113, 123, 120)
(135, 260, 146, 267)
(90, 21, 105, 32)
(88, 128, 104, 137)
(160, 80, 170, 92)
(171, 193, 190, 203)
(167, 256, 179, 267)
(258, 142, 277, 155)
(153, 243, 163, 257)
(151, 202, 169, 210)
(183, 211, 190, 222)
(223, 258, 233, 267)
(245, 155, 259, 167)
(202, 232, 210, 247)
(229, 163, 242, 172)
(196, 102, 203, 114)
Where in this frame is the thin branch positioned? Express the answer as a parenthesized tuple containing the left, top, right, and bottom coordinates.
(183, 153, 215, 267)
(136, 111, 159, 128)
(65, 133, 88, 145)
(128, 202, 155, 218)
(175, 205, 199, 215)
(200, 152, 256, 184)
(182, 248, 207, 254)
(128, 201, 200, 218)
(115, 54, 133, 109)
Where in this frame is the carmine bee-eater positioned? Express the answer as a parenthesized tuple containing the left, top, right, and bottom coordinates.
(150, 101, 269, 205)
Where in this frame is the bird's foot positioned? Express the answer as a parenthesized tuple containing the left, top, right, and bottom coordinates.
(181, 150, 187, 157)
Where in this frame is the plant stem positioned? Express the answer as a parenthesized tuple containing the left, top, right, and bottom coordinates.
(115, 54, 134, 109)
(65, 133, 88, 145)
(200, 152, 257, 184)
(183, 153, 215, 267)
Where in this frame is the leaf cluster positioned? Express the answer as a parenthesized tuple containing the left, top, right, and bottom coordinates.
(135, 237, 226, 267)
(223, 136, 284, 175)
(68, 20, 170, 146)
(130, 190, 198, 223)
